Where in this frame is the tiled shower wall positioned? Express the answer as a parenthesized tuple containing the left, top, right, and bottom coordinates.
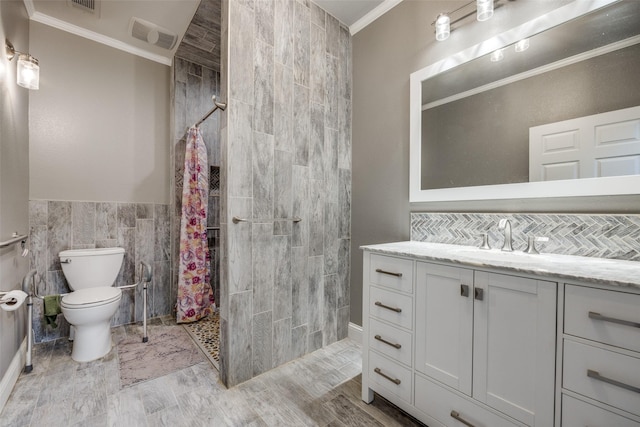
(28, 200, 171, 343)
(411, 212, 640, 261)
(172, 58, 221, 310)
(219, 0, 352, 386)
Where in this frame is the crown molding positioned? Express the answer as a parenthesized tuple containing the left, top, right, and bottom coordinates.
(349, 0, 403, 35)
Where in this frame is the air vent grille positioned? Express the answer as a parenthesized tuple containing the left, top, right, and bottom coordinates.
(68, 0, 100, 15)
(129, 17, 178, 50)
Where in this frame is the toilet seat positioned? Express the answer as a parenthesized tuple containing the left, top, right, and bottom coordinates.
(61, 287, 121, 309)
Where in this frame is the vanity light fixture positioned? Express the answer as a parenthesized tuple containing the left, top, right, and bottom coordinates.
(514, 38, 530, 52)
(5, 39, 40, 90)
(435, 14, 451, 41)
(432, 0, 496, 42)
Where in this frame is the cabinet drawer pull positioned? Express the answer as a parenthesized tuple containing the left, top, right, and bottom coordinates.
(588, 311, 640, 329)
(587, 369, 640, 394)
(374, 334, 402, 349)
(374, 367, 401, 385)
(474, 287, 484, 301)
(460, 284, 470, 297)
(374, 301, 402, 313)
(375, 268, 403, 278)
(450, 410, 476, 427)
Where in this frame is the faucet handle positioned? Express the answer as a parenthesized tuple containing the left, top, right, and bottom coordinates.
(524, 236, 549, 254)
(478, 233, 491, 250)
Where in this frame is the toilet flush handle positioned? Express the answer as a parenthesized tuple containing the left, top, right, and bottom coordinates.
(60, 258, 71, 264)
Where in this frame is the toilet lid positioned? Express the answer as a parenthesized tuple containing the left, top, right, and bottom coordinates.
(61, 287, 121, 308)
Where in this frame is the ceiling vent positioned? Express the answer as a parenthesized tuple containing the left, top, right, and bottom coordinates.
(67, 0, 101, 16)
(129, 18, 178, 51)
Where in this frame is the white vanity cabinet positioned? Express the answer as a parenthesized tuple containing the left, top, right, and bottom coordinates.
(414, 263, 557, 427)
(362, 249, 557, 427)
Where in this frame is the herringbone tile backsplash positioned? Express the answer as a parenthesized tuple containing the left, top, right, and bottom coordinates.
(411, 213, 640, 261)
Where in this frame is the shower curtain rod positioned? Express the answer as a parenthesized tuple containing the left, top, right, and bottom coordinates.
(193, 95, 227, 128)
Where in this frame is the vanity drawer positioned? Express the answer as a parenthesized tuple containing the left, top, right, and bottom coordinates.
(563, 339, 640, 417)
(414, 374, 520, 427)
(565, 285, 640, 353)
(562, 394, 640, 427)
(368, 350, 413, 405)
(370, 254, 413, 294)
(370, 286, 413, 330)
(368, 317, 412, 366)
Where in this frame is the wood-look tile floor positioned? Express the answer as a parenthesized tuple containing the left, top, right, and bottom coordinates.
(0, 318, 425, 427)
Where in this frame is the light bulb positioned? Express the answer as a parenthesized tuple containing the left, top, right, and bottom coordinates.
(17, 54, 39, 90)
(490, 49, 504, 62)
(477, 0, 494, 22)
(515, 39, 530, 52)
(435, 14, 450, 41)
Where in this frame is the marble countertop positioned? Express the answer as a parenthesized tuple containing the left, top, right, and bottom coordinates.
(361, 241, 640, 290)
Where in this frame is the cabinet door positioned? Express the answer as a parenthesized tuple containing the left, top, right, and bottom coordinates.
(473, 272, 556, 427)
(416, 262, 474, 395)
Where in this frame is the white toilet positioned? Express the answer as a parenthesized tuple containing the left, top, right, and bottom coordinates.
(59, 247, 124, 362)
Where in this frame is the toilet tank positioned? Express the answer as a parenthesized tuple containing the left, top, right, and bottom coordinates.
(59, 247, 125, 290)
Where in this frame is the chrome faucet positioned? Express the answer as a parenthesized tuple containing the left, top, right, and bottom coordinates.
(498, 219, 513, 252)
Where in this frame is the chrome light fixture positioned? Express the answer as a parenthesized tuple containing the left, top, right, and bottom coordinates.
(5, 39, 40, 90)
(514, 38, 530, 52)
(490, 48, 505, 62)
(435, 14, 451, 41)
(432, 0, 496, 42)
(476, 0, 494, 22)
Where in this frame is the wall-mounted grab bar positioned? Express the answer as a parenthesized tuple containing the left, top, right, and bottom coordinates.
(0, 233, 28, 249)
(232, 216, 302, 224)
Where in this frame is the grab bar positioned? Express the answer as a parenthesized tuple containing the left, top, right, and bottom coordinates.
(232, 216, 302, 224)
(0, 233, 28, 249)
(117, 261, 153, 342)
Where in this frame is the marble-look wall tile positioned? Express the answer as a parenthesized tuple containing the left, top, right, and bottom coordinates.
(274, 64, 293, 152)
(310, 24, 325, 105)
(309, 179, 324, 256)
(29, 225, 47, 290)
(293, 84, 310, 166)
(253, 310, 273, 376)
(309, 102, 325, 180)
(229, 101, 254, 198)
(274, 0, 294, 68)
(116, 227, 135, 289)
(254, 40, 274, 135)
(273, 235, 292, 321)
(255, 0, 274, 46)
(291, 324, 307, 359)
(325, 54, 339, 127)
(252, 222, 274, 314)
(291, 166, 309, 248)
(323, 202, 339, 275)
(229, 2, 255, 104)
(29, 200, 47, 226)
(339, 25, 351, 100)
(229, 290, 253, 385)
(151, 261, 171, 318)
(337, 306, 349, 340)
(154, 204, 170, 262)
(323, 274, 337, 346)
(96, 202, 117, 240)
(293, 1, 310, 87)
(325, 13, 340, 58)
(308, 255, 323, 333)
(136, 204, 154, 220)
(337, 238, 350, 309)
(72, 202, 95, 246)
(118, 203, 136, 228)
(273, 317, 292, 367)
(324, 127, 339, 203)
(274, 150, 293, 221)
(338, 97, 351, 170)
(228, 197, 253, 294)
(252, 132, 274, 219)
(310, 2, 325, 29)
(291, 245, 308, 328)
(338, 169, 351, 238)
(307, 330, 322, 353)
(47, 201, 71, 271)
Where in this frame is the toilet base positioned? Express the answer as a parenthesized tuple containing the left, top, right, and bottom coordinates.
(70, 322, 113, 362)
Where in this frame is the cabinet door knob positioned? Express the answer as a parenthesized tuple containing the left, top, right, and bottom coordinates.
(474, 288, 484, 301)
(460, 284, 470, 297)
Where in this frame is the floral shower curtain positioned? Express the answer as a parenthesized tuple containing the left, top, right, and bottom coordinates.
(177, 126, 214, 323)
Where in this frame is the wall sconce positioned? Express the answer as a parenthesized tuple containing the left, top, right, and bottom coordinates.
(432, 0, 497, 42)
(5, 39, 39, 90)
(514, 38, 530, 52)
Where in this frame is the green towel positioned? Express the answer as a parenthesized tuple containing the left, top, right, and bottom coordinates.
(43, 295, 62, 328)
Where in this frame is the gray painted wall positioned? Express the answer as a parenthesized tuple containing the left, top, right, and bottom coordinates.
(351, 0, 640, 326)
(0, 0, 30, 409)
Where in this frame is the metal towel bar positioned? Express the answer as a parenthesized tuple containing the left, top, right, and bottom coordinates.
(232, 216, 302, 224)
(0, 233, 28, 249)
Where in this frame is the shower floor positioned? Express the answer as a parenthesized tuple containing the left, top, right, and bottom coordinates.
(182, 311, 220, 370)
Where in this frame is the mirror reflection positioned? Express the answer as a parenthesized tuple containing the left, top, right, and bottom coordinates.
(420, 0, 640, 191)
